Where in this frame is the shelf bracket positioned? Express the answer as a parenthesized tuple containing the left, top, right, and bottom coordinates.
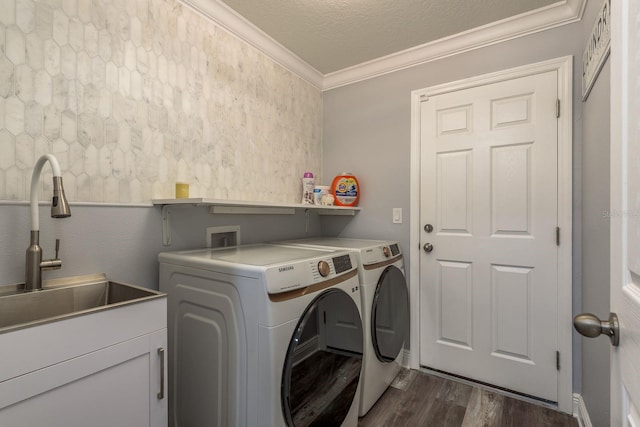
(162, 205, 171, 246)
(305, 209, 310, 233)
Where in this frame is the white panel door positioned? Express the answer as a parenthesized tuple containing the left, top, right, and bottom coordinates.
(419, 70, 559, 401)
(610, 0, 640, 425)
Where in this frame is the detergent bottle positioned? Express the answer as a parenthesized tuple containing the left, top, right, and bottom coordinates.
(330, 173, 359, 207)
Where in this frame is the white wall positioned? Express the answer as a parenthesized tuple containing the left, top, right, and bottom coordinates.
(322, 20, 585, 394)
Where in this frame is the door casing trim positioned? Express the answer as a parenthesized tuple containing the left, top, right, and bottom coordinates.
(409, 55, 573, 414)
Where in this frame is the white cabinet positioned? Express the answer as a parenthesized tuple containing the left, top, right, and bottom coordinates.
(0, 297, 167, 427)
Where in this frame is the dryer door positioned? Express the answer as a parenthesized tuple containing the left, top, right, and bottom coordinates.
(281, 289, 363, 427)
(371, 265, 409, 362)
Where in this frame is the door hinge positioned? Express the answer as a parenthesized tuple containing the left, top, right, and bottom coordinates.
(556, 351, 560, 370)
(556, 99, 561, 118)
(556, 226, 560, 246)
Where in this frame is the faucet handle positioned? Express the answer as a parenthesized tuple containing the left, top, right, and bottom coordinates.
(40, 239, 62, 271)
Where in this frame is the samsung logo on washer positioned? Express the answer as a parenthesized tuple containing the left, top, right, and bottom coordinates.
(279, 265, 295, 272)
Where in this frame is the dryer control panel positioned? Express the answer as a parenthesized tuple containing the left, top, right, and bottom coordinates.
(390, 243, 400, 256)
(361, 242, 403, 266)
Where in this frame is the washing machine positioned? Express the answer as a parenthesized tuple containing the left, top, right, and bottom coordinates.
(159, 243, 364, 427)
(275, 238, 409, 417)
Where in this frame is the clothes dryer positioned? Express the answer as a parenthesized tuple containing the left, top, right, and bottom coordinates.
(275, 238, 409, 417)
(159, 244, 363, 427)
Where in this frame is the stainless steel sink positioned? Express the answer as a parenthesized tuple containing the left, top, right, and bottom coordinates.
(0, 273, 165, 333)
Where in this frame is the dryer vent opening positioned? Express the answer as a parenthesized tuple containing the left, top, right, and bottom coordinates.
(206, 226, 241, 248)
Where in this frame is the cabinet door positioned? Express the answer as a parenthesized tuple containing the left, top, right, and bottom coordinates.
(0, 329, 168, 427)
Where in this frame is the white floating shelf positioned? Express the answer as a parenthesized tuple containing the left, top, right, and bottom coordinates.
(152, 198, 360, 214)
(152, 198, 360, 245)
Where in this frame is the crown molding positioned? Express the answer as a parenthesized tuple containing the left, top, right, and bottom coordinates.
(182, 0, 585, 92)
(323, 0, 586, 90)
(181, 0, 324, 89)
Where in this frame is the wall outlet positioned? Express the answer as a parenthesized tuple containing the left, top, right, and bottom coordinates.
(393, 208, 402, 224)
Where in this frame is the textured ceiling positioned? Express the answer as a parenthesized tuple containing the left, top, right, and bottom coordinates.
(219, 0, 558, 74)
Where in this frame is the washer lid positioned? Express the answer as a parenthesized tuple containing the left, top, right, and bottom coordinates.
(281, 237, 389, 249)
(278, 238, 403, 266)
(161, 244, 336, 266)
(159, 244, 359, 294)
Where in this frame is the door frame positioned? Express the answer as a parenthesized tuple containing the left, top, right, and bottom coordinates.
(408, 56, 573, 413)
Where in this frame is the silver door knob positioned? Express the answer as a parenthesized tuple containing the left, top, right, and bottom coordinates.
(574, 312, 619, 346)
(424, 224, 434, 233)
(423, 243, 434, 253)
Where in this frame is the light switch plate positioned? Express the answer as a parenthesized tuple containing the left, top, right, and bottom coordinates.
(393, 208, 402, 224)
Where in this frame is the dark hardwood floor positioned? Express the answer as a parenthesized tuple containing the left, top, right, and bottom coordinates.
(358, 370, 578, 427)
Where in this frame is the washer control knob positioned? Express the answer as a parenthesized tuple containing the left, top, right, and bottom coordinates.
(318, 261, 331, 277)
(383, 247, 391, 258)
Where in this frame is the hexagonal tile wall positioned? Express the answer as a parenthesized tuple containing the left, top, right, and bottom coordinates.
(0, 0, 322, 204)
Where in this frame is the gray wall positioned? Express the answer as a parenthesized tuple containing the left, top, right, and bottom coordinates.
(580, 59, 610, 427)
(322, 21, 585, 390)
(0, 203, 323, 288)
(580, 2, 612, 426)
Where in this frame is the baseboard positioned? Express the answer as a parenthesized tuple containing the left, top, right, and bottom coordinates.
(401, 349, 411, 368)
(573, 394, 593, 427)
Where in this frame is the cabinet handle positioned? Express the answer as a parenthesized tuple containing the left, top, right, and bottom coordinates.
(157, 347, 165, 400)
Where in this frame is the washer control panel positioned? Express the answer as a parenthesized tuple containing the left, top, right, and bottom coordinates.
(332, 254, 353, 274)
(265, 250, 357, 294)
(317, 260, 331, 277)
(382, 247, 391, 258)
